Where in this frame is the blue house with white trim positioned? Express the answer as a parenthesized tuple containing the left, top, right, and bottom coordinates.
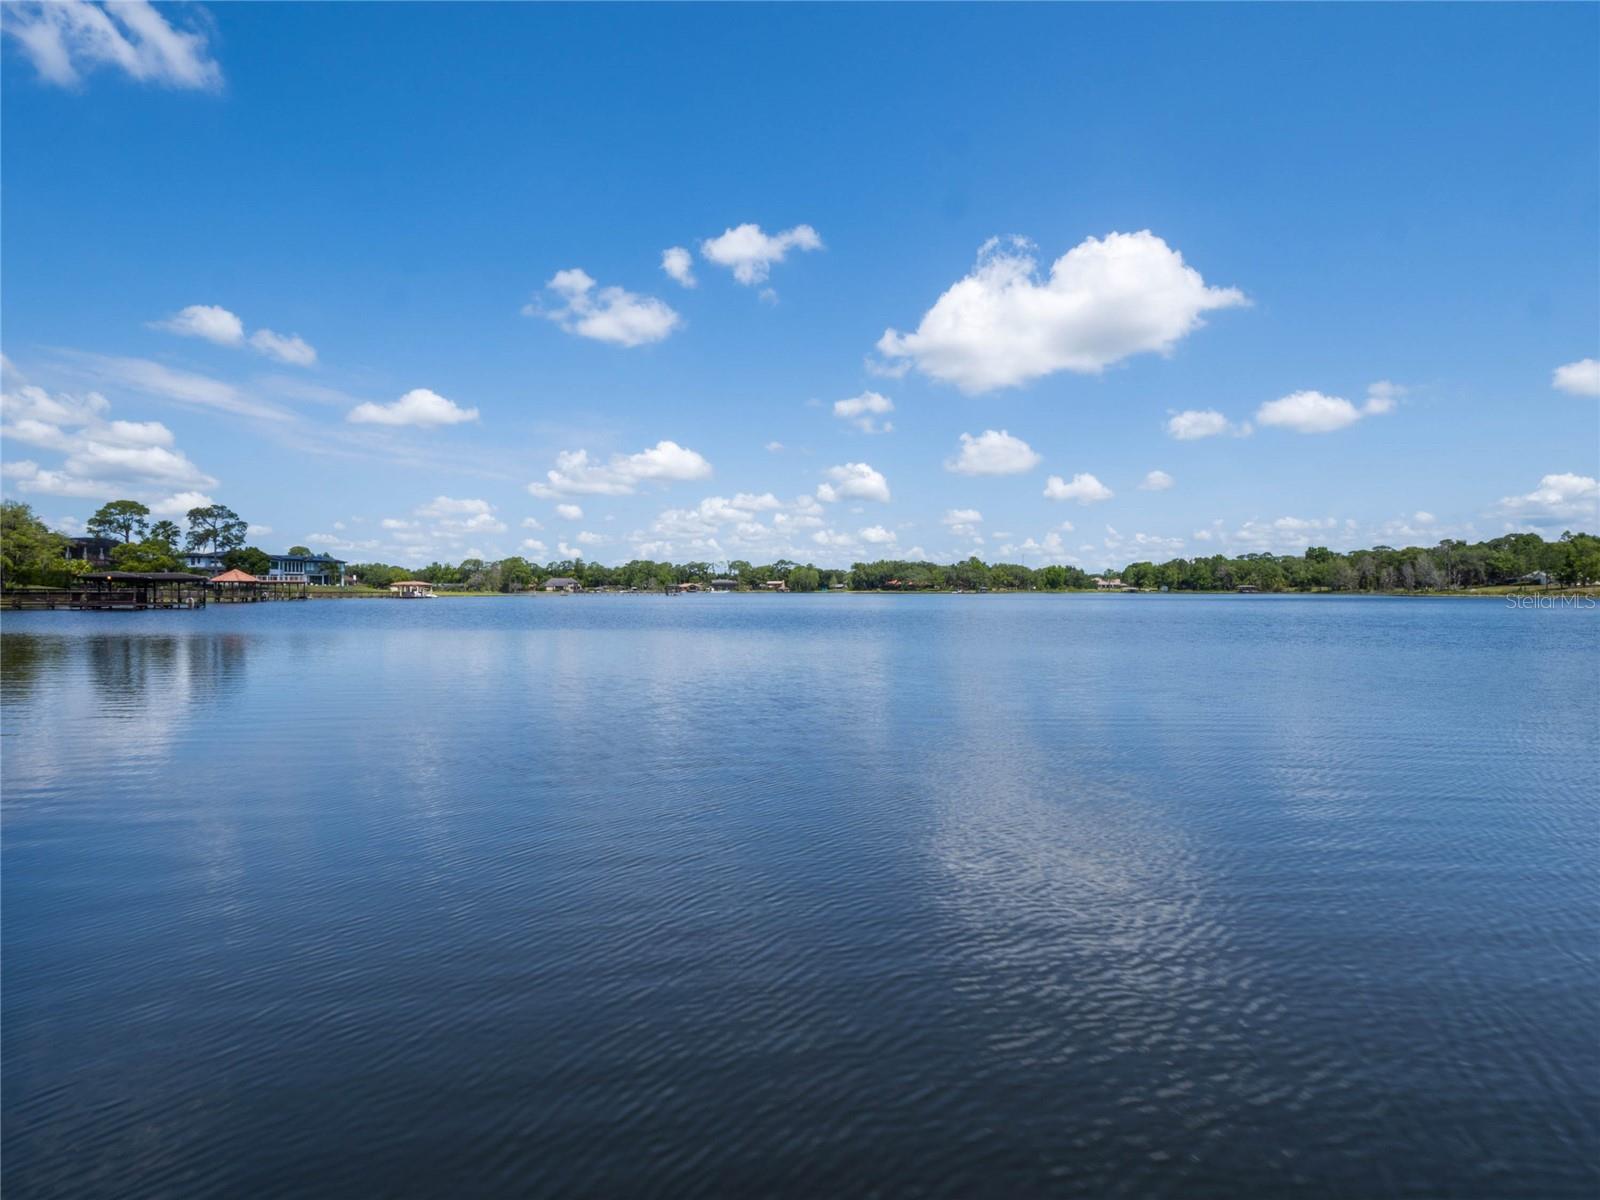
(183, 550, 346, 586)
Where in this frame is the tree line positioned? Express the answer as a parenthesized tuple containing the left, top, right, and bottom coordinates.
(348, 530, 1599, 594)
(4, 498, 1595, 593)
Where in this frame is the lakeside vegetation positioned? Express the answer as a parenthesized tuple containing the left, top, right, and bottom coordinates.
(349, 529, 1600, 594)
(4, 499, 1595, 596)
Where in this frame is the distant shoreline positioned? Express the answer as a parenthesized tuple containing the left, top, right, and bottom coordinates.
(300, 585, 1600, 601)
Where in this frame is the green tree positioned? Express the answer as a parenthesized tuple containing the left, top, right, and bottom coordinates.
(111, 539, 183, 573)
(86, 499, 151, 543)
(287, 544, 312, 557)
(186, 504, 248, 553)
(148, 519, 182, 549)
(499, 556, 536, 592)
(222, 546, 273, 576)
(788, 565, 821, 592)
(0, 501, 69, 587)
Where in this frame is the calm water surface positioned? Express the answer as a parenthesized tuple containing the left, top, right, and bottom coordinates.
(3, 595, 1596, 1198)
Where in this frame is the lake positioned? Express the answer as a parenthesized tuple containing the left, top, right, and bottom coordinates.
(2, 594, 1596, 1198)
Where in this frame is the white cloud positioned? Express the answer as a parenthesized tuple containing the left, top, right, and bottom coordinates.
(521, 516, 544, 530)
(817, 462, 890, 504)
(1044, 473, 1114, 505)
(1363, 380, 1405, 414)
(1553, 358, 1600, 397)
(945, 429, 1041, 476)
(765, 440, 785, 453)
(149, 490, 214, 517)
(942, 508, 983, 538)
(0, 381, 216, 500)
(1496, 472, 1600, 524)
(700, 223, 823, 286)
(859, 525, 896, 545)
(347, 388, 479, 428)
(999, 530, 1077, 564)
(1164, 408, 1246, 440)
(248, 329, 317, 367)
(154, 304, 243, 346)
(1139, 469, 1175, 491)
(2, 0, 222, 90)
(520, 538, 548, 555)
(153, 305, 318, 366)
(811, 529, 858, 550)
(527, 268, 682, 347)
(832, 390, 894, 434)
(69, 353, 290, 422)
(1256, 384, 1398, 434)
(415, 496, 492, 519)
(875, 231, 1246, 393)
(528, 439, 712, 497)
(575, 530, 603, 545)
(402, 497, 507, 543)
(661, 246, 696, 288)
(555, 503, 584, 521)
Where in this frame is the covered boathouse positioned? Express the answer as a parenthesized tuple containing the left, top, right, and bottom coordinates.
(208, 568, 309, 601)
(3, 571, 212, 610)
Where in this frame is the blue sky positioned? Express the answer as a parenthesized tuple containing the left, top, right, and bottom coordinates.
(3, 1, 1597, 569)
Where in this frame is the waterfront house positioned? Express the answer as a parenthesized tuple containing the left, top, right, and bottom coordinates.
(65, 536, 118, 567)
(544, 577, 581, 593)
(709, 578, 738, 591)
(1093, 576, 1124, 590)
(762, 579, 788, 591)
(183, 550, 346, 586)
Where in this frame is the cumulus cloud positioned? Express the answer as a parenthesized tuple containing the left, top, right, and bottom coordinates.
(555, 503, 583, 521)
(149, 490, 214, 517)
(859, 525, 897, 545)
(998, 530, 1077, 564)
(1043, 472, 1114, 505)
(874, 231, 1246, 393)
(1139, 470, 1175, 491)
(1, 381, 216, 501)
(941, 508, 983, 538)
(2, 0, 222, 90)
(817, 462, 890, 504)
(700, 223, 823, 286)
(1363, 380, 1405, 415)
(832, 390, 894, 434)
(527, 268, 682, 347)
(1552, 358, 1600, 397)
(154, 303, 242, 346)
(1496, 472, 1600, 524)
(945, 429, 1041, 475)
(249, 329, 317, 367)
(1256, 384, 1397, 434)
(347, 388, 479, 428)
(153, 304, 318, 366)
(1164, 408, 1247, 440)
(528, 440, 712, 497)
(409, 495, 505, 536)
(661, 246, 696, 288)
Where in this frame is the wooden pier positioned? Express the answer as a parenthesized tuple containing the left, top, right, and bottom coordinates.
(3, 572, 212, 611)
